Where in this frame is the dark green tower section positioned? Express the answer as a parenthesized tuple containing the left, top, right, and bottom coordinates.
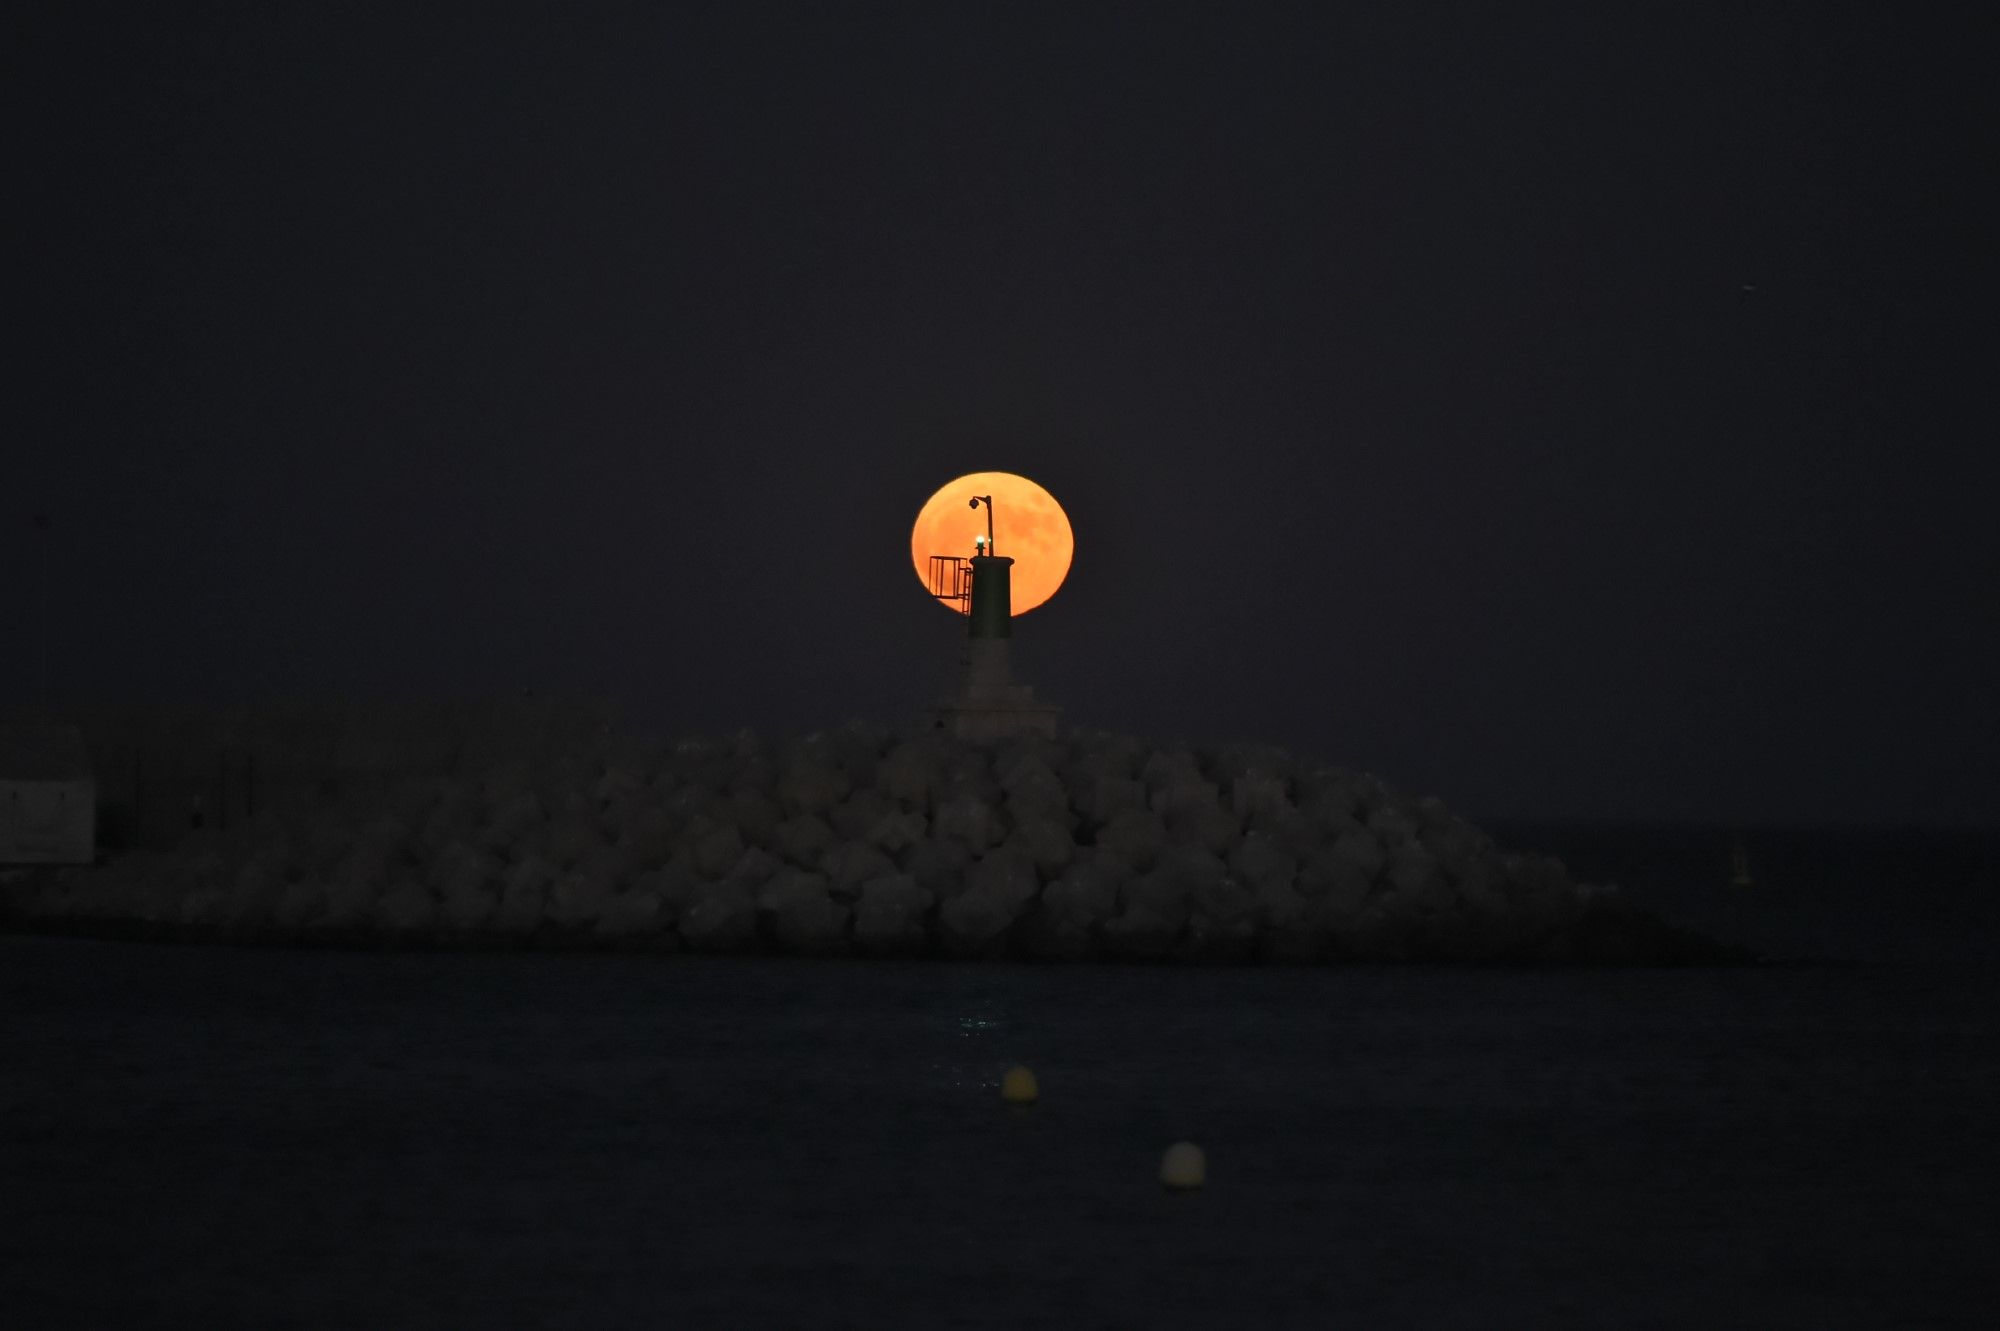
(966, 555, 1014, 639)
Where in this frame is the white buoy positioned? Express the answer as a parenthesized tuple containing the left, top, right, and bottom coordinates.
(1160, 1140, 1206, 1190)
(1001, 1065, 1039, 1105)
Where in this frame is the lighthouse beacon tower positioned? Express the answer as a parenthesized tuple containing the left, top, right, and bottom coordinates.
(927, 495, 1061, 741)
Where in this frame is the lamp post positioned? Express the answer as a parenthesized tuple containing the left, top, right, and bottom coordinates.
(969, 494, 995, 553)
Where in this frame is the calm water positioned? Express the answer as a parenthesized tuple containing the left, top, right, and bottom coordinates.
(5, 828, 1998, 1328)
(1490, 823, 2000, 966)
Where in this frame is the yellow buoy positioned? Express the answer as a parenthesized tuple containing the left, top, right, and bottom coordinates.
(1160, 1140, 1206, 1190)
(1001, 1065, 1039, 1105)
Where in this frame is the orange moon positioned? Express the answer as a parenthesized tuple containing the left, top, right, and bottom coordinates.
(909, 471, 1074, 615)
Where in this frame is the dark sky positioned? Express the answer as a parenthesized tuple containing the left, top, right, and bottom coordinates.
(9, 4, 1995, 824)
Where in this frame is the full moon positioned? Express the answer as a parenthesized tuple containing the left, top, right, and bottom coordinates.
(909, 471, 1074, 615)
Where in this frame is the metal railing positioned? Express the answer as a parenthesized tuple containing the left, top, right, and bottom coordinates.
(928, 554, 971, 607)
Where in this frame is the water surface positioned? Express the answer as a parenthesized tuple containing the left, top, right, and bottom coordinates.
(5, 934, 1994, 1328)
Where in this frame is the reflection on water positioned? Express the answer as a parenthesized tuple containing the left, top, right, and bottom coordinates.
(3, 936, 1996, 1329)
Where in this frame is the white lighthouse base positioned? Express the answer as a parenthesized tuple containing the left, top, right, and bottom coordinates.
(928, 639, 1060, 742)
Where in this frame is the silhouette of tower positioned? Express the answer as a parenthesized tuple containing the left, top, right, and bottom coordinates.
(926, 494, 1059, 740)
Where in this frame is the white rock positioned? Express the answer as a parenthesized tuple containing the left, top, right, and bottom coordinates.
(1081, 775, 1147, 826)
(374, 882, 437, 933)
(478, 760, 534, 803)
(332, 843, 394, 889)
(1258, 884, 1322, 961)
(1253, 876, 1308, 925)
(1065, 735, 1141, 788)
(824, 840, 896, 895)
(504, 855, 556, 897)
(940, 749, 996, 799)
(537, 807, 594, 860)
(1096, 809, 1168, 873)
(427, 840, 484, 897)
(661, 783, 716, 824)
(856, 870, 930, 912)
(724, 787, 783, 843)
(594, 888, 666, 939)
(1228, 831, 1297, 892)
(592, 764, 646, 806)
(726, 846, 782, 889)
(1421, 819, 1486, 877)
(966, 847, 1040, 912)
(1298, 781, 1357, 829)
(903, 837, 972, 895)
(1301, 857, 1373, 916)
(759, 868, 849, 953)
(1004, 815, 1075, 878)
(1078, 846, 1134, 888)
(679, 879, 759, 952)
(775, 762, 848, 816)
(489, 791, 545, 840)
(320, 872, 379, 928)
(1100, 906, 1178, 959)
(424, 784, 482, 836)
(692, 824, 745, 880)
(1327, 829, 1387, 882)
(773, 814, 837, 867)
(1455, 858, 1509, 916)
(633, 865, 701, 924)
(933, 789, 1001, 850)
(1118, 872, 1190, 930)
(548, 870, 613, 927)
(574, 844, 636, 892)
(829, 790, 892, 841)
(1020, 887, 1100, 959)
(231, 860, 281, 909)
(937, 887, 1018, 955)
(494, 881, 547, 933)
(1385, 842, 1453, 912)
(1149, 778, 1222, 822)
(439, 881, 497, 930)
(1044, 861, 1118, 919)
(274, 878, 324, 929)
(1188, 875, 1256, 926)
(756, 865, 822, 911)
(1169, 801, 1239, 855)
(1230, 774, 1288, 823)
(1139, 748, 1203, 794)
(178, 886, 225, 925)
(1000, 758, 1070, 822)
(1414, 794, 1456, 830)
(1182, 908, 1258, 960)
(389, 777, 442, 823)
(877, 740, 942, 808)
(1156, 844, 1229, 893)
(1366, 804, 1419, 846)
(1246, 799, 1313, 852)
(864, 808, 928, 855)
(617, 807, 677, 866)
(853, 873, 933, 954)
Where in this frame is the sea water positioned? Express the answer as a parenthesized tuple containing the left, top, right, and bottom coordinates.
(4, 829, 1996, 1328)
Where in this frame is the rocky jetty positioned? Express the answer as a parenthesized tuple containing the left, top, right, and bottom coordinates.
(3, 726, 1742, 963)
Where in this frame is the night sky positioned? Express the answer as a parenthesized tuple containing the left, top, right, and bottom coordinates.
(10, 4, 1994, 825)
